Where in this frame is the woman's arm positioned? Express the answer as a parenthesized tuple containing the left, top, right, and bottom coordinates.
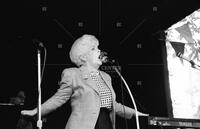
(114, 102, 149, 119)
(21, 68, 73, 116)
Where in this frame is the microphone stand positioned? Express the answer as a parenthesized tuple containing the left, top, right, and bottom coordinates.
(113, 66, 140, 129)
(37, 49, 42, 129)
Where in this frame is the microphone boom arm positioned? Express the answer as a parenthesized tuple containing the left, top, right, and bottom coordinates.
(113, 66, 140, 129)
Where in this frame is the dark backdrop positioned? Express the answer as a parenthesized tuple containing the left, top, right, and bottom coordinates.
(0, 0, 199, 129)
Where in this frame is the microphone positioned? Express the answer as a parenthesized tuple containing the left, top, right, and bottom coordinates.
(99, 51, 115, 64)
(177, 52, 199, 67)
(32, 39, 44, 48)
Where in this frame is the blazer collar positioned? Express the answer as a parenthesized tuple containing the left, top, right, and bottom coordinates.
(78, 66, 111, 94)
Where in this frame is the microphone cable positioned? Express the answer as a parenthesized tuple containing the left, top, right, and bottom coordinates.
(40, 46, 47, 83)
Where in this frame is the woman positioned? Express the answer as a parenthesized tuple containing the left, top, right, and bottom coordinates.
(21, 34, 148, 129)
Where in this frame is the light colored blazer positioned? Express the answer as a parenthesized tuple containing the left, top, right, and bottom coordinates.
(40, 67, 135, 129)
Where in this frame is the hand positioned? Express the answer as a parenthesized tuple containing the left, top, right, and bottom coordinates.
(137, 111, 149, 116)
(21, 109, 37, 116)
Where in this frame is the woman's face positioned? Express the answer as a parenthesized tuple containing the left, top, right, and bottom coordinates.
(86, 44, 102, 67)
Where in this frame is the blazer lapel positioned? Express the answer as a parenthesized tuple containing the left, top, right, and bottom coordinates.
(79, 68, 100, 95)
(99, 71, 111, 88)
(85, 77, 100, 95)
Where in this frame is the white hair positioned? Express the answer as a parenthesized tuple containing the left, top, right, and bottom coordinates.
(69, 34, 99, 66)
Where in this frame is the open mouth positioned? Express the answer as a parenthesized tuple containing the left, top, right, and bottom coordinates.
(99, 51, 108, 63)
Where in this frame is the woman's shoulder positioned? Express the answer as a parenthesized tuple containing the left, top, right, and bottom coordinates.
(62, 67, 79, 75)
